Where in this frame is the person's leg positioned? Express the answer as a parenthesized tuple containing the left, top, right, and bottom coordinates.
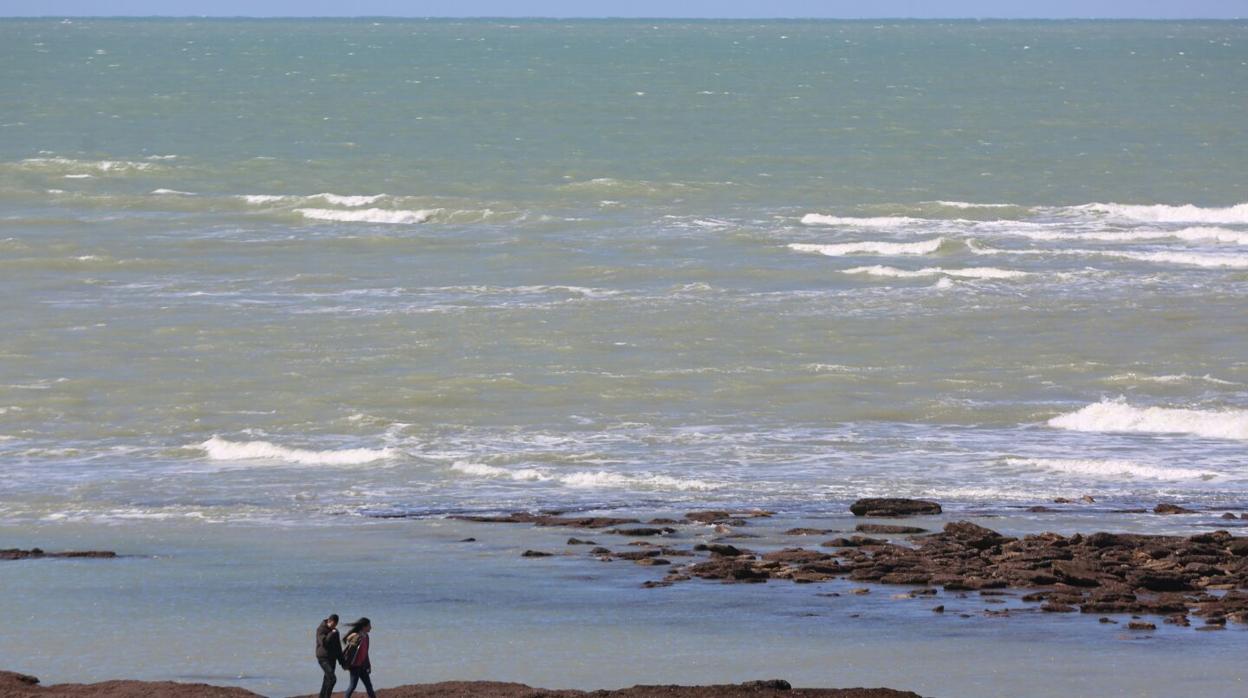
(318, 660, 337, 698)
(344, 668, 360, 698)
(359, 669, 376, 698)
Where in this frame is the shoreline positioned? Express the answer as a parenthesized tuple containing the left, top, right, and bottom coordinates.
(5, 500, 1246, 696)
(0, 672, 923, 698)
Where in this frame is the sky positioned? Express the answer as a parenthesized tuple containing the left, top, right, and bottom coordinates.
(2, 1, 1245, 19)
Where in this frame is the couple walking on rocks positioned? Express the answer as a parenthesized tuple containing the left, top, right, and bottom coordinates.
(315, 614, 376, 698)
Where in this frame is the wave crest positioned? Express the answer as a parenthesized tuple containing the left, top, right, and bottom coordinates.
(295, 208, 436, 224)
(842, 265, 1027, 279)
(450, 461, 717, 491)
(789, 238, 944, 257)
(198, 436, 396, 465)
(1006, 457, 1216, 481)
(801, 213, 926, 227)
(1079, 202, 1248, 224)
(1048, 398, 1248, 440)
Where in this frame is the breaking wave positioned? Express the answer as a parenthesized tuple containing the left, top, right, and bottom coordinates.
(198, 436, 396, 465)
(1048, 398, 1248, 440)
(295, 208, 436, 224)
(1106, 250, 1248, 269)
(842, 265, 1028, 279)
(1005, 457, 1217, 481)
(450, 461, 718, 491)
(1102, 372, 1239, 386)
(801, 213, 927, 227)
(927, 201, 1017, 209)
(1078, 202, 1248, 224)
(967, 240, 1248, 268)
(1007, 226, 1248, 245)
(789, 238, 945, 257)
(312, 193, 386, 207)
(239, 194, 289, 204)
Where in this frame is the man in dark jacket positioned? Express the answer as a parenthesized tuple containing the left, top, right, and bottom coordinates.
(315, 614, 343, 698)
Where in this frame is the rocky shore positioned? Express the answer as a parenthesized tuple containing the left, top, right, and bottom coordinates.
(0, 672, 922, 697)
(458, 499, 1248, 629)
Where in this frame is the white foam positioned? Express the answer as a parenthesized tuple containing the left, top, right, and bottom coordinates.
(967, 240, 1248, 267)
(801, 213, 926, 227)
(151, 188, 195, 196)
(1079, 202, 1248, 224)
(928, 201, 1016, 209)
(842, 265, 1028, 279)
(296, 208, 436, 224)
(451, 461, 546, 480)
(558, 470, 718, 491)
(21, 157, 155, 172)
(1005, 457, 1216, 481)
(1107, 250, 1248, 269)
(1103, 372, 1239, 386)
(240, 194, 289, 204)
(1008, 226, 1248, 245)
(449, 461, 717, 491)
(64, 174, 93, 179)
(312, 193, 386, 207)
(198, 436, 395, 465)
(789, 238, 944, 257)
(1048, 398, 1248, 440)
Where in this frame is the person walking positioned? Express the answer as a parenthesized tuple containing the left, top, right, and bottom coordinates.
(315, 614, 343, 698)
(342, 617, 377, 698)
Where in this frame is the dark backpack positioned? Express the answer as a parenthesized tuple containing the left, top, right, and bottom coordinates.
(342, 633, 361, 666)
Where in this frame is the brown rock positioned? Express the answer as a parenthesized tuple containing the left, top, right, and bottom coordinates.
(941, 521, 1015, 550)
(614, 550, 661, 561)
(762, 548, 833, 564)
(610, 527, 675, 537)
(635, 558, 671, 566)
(1154, 503, 1196, 515)
(687, 558, 770, 583)
(849, 498, 941, 517)
(693, 543, 748, 557)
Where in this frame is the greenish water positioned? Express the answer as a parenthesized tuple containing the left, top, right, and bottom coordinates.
(1, 19, 1247, 696)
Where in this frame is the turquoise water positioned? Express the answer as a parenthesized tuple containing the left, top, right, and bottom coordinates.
(2, 19, 1248, 696)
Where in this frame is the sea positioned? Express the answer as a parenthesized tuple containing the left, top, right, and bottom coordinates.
(1, 18, 1246, 697)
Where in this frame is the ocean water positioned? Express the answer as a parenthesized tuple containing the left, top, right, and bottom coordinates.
(2, 19, 1248, 696)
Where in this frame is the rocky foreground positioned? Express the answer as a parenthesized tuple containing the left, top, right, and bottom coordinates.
(0, 672, 922, 698)
(459, 499, 1248, 629)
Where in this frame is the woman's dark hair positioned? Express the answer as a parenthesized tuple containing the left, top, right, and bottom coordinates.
(347, 617, 371, 635)
(326, 614, 339, 623)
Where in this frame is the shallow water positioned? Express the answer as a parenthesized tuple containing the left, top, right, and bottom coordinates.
(1, 18, 1247, 697)
(3, 516, 1246, 697)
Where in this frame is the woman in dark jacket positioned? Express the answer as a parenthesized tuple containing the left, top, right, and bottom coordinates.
(314, 614, 343, 698)
(342, 617, 376, 698)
